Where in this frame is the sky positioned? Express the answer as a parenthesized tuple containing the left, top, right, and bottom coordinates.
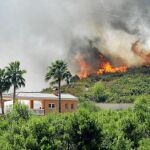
(0, 0, 150, 91)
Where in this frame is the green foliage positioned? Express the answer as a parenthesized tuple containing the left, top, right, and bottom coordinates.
(28, 117, 59, 149)
(65, 71, 72, 85)
(8, 102, 31, 122)
(0, 68, 11, 92)
(69, 109, 103, 150)
(119, 114, 142, 148)
(44, 66, 150, 103)
(6, 61, 26, 104)
(0, 97, 150, 149)
(78, 101, 101, 112)
(45, 60, 71, 85)
(0, 68, 11, 114)
(133, 96, 150, 122)
(112, 136, 132, 150)
(88, 82, 109, 102)
(6, 61, 26, 89)
(70, 75, 80, 83)
(45, 60, 72, 113)
(138, 138, 150, 150)
(43, 77, 93, 97)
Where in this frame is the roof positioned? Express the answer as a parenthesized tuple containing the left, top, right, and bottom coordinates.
(3, 92, 78, 101)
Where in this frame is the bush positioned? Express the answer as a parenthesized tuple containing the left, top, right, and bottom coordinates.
(80, 82, 109, 103)
(78, 101, 101, 112)
(8, 102, 31, 122)
(0, 100, 149, 149)
(90, 82, 109, 102)
(69, 109, 103, 150)
(112, 135, 132, 150)
(138, 138, 150, 150)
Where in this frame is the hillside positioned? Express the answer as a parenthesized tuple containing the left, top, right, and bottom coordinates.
(43, 66, 150, 103)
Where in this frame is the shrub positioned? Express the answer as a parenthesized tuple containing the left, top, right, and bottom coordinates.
(138, 138, 150, 150)
(8, 102, 31, 122)
(78, 101, 101, 112)
(80, 82, 109, 103)
(90, 82, 109, 102)
(69, 109, 103, 150)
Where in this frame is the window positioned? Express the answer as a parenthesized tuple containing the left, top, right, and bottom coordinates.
(49, 103, 55, 109)
(65, 104, 68, 109)
(71, 104, 74, 109)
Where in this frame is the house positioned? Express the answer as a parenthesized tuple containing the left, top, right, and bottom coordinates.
(3, 92, 78, 115)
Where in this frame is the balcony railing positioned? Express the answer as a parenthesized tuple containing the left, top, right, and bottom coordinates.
(0, 107, 45, 115)
(31, 109, 45, 115)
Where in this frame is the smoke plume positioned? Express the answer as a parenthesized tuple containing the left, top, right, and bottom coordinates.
(0, 0, 150, 90)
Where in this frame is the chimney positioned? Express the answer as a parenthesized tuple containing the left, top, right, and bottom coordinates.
(52, 87, 59, 96)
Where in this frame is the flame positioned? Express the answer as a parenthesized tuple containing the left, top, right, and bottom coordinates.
(97, 62, 127, 74)
(78, 58, 94, 78)
(97, 54, 127, 74)
(78, 54, 127, 79)
(77, 41, 150, 79)
(132, 41, 150, 64)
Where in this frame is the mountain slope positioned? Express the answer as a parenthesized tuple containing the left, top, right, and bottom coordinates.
(43, 66, 150, 103)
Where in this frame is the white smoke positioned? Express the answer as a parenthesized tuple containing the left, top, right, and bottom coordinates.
(0, 0, 149, 91)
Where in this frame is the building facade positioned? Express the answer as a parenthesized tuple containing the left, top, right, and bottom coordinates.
(4, 92, 78, 115)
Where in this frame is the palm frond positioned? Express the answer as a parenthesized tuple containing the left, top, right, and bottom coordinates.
(6, 61, 26, 89)
(45, 60, 72, 85)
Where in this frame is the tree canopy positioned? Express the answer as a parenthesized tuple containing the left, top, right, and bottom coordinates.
(6, 61, 26, 104)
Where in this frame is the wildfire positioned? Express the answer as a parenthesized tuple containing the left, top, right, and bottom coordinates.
(97, 54, 127, 74)
(77, 40, 150, 79)
(78, 54, 127, 79)
(97, 62, 127, 74)
(78, 58, 94, 78)
(132, 41, 150, 64)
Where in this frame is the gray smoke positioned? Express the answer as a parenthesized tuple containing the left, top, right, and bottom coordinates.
(0, 0, 150, 91)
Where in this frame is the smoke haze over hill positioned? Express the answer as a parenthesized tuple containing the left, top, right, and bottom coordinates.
(0, 0, 150, 90)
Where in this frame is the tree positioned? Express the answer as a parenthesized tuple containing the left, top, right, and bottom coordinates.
(6, 61, 26, 104)
(69, 109, 103, 149)
(45, 60, 71, 113)
(80, 82, 109, 103)
(0, 69, 10, 114)
(138, 138, 150, 150)
(91, 82, 109, 102)
(65, 71, 72, 85)
(70, 75, 80, 84)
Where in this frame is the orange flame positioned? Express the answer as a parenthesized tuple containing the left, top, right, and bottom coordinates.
(78, 58, 94, 78)
(78, 54, 127, 79)
(132, 41, 150, 64)
(97, 54, 127, 74)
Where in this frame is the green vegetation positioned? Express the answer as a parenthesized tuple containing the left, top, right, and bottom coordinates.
(43, 66, 150, 103)
(6, 61, 26, 104)
(0, 61, 149, 149)
(0, 69, 10, 114)
(45, 60, 72, 112)
(0, 61, 26, 112)
(0, 97, 150, 149)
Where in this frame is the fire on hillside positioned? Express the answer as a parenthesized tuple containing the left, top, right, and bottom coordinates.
(132, 41, 150, 64)
(77, 41, 150, 79)
(78, 53, 127, 79)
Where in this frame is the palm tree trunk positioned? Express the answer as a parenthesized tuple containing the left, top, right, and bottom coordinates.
(0, 92, 4, 114)
(13, 85, 16, 105)
(58, 80, 61, 113)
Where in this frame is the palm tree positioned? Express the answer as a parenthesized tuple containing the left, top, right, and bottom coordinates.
(45, 60, 71, 113)
(0, 69, 11, 114)
(65, 71, 72, 85)
(6, 61, 26, 104)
